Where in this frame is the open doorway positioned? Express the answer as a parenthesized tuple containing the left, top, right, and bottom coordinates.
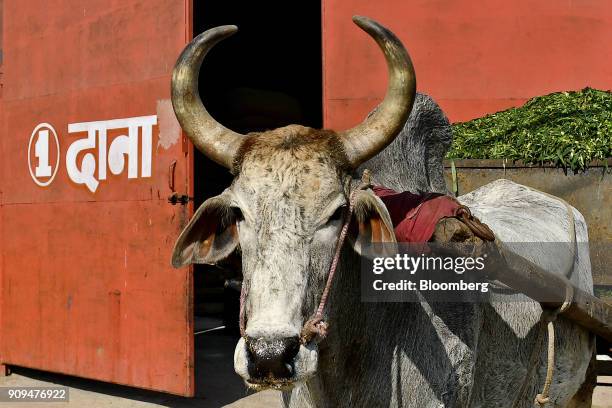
(192, 0, 323, 202)
(191, 0, 322, 365)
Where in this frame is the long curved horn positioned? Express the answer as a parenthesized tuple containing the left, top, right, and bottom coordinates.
(339, 16, 417, 168)
(172, 25, 244, 169)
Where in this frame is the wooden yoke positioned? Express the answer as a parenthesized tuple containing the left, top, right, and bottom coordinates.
(485, 239, 612, 343)
(433, 218, 612, 343)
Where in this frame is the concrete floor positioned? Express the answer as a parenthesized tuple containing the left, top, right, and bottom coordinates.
(0, 331, 610, 407)
(0, 330, 280, 408)
(595, 378, 612, 408)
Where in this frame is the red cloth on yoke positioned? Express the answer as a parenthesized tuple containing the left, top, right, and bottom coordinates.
(372, 186, 460, 243)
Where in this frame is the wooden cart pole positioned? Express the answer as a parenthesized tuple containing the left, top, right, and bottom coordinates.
(483, 240, 612, 343)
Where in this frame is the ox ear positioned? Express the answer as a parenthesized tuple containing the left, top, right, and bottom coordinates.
(172, 194, 239, 268)
(349, 189, 396, 255)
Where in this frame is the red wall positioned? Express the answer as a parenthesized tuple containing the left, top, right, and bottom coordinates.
(322, 0, 612, 127)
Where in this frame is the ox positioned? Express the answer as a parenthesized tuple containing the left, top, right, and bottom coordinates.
(171, 17, 595, 407)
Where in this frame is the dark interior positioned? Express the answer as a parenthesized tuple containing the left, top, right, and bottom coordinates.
(192, 0, 322, 332)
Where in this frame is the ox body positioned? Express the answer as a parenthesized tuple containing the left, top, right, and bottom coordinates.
(280, 178, 595, 408)
(170, 16, 594, 407)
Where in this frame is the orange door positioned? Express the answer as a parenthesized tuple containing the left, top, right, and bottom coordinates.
(0, 1, 195, 396)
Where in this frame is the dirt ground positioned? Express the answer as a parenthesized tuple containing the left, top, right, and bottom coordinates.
(0, 331, 609, 407)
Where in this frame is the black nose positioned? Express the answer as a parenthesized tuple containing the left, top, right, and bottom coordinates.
(246, 336, 300, 380)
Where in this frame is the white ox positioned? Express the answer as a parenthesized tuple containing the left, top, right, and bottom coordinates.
(170, 16, 595, 408)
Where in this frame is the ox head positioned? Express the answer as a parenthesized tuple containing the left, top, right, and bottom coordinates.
(171, 16, 415, 390)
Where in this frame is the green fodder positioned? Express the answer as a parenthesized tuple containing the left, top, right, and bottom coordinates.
(448, 88, 612, 172)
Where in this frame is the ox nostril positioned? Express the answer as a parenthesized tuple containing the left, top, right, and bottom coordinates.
(281, 336, 300, 362)
(246, 336, 300, 380)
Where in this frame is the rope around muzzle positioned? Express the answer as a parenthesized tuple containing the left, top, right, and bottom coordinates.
(299, 170, 373, 345)
(238, 170, 373, 342)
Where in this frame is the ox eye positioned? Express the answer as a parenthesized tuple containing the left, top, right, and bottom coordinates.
(231, 207, 244, 222)
(329, 205, 347, 223)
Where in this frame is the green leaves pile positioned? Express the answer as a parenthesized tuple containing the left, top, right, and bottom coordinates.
(448, 88, 612, 172)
